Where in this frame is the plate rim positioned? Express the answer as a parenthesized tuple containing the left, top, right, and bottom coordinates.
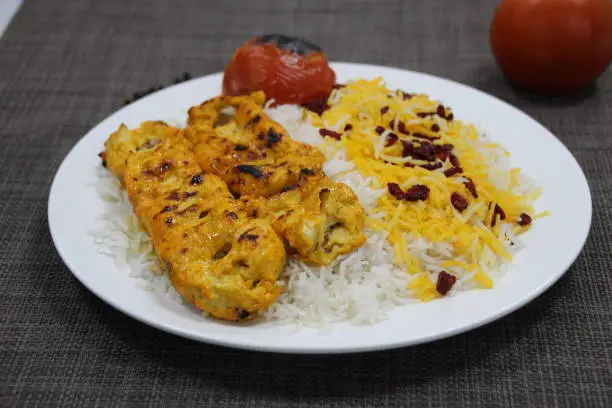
(48, 61, 593, 354)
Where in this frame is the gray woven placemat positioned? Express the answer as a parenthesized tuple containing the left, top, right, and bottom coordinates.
(1, 0, 610, 407)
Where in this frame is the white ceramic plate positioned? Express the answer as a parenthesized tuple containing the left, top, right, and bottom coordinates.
(48, 63, 592, 354)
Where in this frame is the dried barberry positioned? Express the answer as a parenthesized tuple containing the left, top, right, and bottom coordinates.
(397, 121, 410, 136)
(451, 192, 468, 212)
(436, 271, 457, 295)
(403, 184, 430, 201)
(464, 178, 478, 198)
(420, 162, 443, 171)
(401, 140, 437, 161)
(385, 133, 398, 147)
(387, 183, 405, 200)
(517, 213, 532, 226)
(319, 128, 342, 140)
(449, 153, 460, 167)
(443, 167, 463, 177)
(490, 203, 506, 227)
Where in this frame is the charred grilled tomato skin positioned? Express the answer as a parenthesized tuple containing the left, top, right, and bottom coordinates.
(222, 34, 336, 106)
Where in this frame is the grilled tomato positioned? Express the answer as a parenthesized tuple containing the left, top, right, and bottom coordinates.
(222, 34, 336, 106)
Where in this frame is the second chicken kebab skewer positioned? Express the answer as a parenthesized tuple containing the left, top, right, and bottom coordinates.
(184, 92, 367, 265)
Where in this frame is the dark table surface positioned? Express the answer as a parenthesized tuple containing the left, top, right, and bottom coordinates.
(1, 1, 611, 407)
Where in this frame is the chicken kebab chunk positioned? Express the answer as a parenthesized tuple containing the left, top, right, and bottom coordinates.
(184, 93, 366, 265)
(99, 121, 287, 321)
(185, 91, 325, 197)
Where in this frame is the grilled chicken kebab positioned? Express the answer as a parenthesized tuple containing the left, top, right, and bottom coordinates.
(100, 121, 286, 321)
(98, 93, 366, 321)
(185, 92, 366, 265)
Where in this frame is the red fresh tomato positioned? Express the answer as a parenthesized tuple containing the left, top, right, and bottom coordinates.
(223, 35, 336, 106)
(490, 0, 612, 93)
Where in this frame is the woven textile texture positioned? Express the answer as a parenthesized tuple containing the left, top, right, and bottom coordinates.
(1, 0, 610, 407)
